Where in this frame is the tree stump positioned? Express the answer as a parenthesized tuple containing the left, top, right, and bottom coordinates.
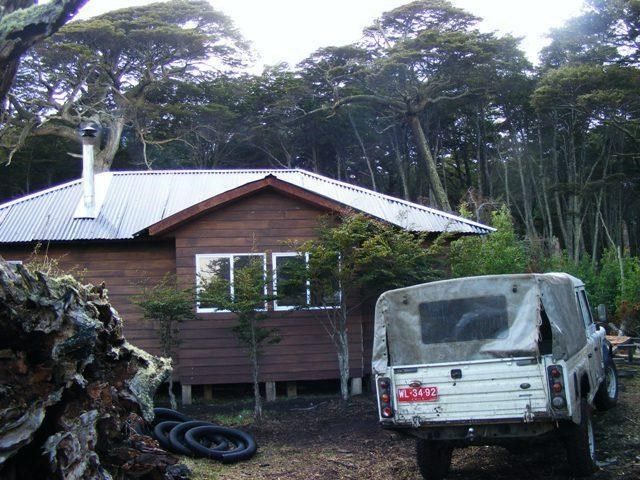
(0, 260, 188, 479)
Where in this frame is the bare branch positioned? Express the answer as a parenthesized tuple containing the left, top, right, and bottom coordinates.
(334, 94, 406, 113)
(5, 118, 37, 165)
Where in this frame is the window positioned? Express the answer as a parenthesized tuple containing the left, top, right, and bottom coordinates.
(196, 253, 266, 312)
(577, 290, 594, 329)
(273, 253, 307, 310)
(419, 295, 509, 344)
(272, 252, 340, 310)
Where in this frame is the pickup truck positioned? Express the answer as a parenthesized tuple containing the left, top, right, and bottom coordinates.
(373, 273, 618, 479)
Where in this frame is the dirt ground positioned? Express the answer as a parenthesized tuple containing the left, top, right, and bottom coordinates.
(179, 359, 640, 480)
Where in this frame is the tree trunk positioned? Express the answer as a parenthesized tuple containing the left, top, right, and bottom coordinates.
(0, 58, 19, 110)
(536, 125, 555, 243)
(476, 107, 490, 197)
(550, 120, 569, 252)
(566, 129, 583, 263)
(391, 132, 410, 200)
(252, 353, 262, 419)
(250, 320, 262, 419)
(94, 116, 126, 172)
(515, 147, 537, 240)
(348, 110, 377, 191)
(337, 302, 350, 403)
(168, 376, 177, 410)
(406, 114, 451, 211)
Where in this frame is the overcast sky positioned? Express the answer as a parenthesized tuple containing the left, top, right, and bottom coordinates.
(75, 0, 585, 69)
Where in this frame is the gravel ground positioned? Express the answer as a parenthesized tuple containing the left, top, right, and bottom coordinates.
(179, 359, 640, 480)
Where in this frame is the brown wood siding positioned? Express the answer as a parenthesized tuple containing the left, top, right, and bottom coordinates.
(0, 189, 374, 386)
(173, 190, 367, 385)
(0, 242, 176, 357)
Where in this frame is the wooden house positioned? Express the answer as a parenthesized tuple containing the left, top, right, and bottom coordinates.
(0, 168, 491, 403)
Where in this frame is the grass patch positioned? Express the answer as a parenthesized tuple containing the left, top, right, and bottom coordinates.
(211, 409, 254, 427)
(180, 457, 225, 480)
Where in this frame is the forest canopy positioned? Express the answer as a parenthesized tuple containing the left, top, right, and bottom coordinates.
(0, 0, 639, 266)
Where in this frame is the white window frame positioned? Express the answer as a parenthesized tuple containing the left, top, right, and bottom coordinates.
(272, 252, 340, 311)
(196, 253, 267, 313)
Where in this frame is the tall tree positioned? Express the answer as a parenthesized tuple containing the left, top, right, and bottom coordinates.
(1, 0, 250, 171)
(532, 0, 640, 261)
(0, 0, 88, 106)
(325, 1, 528, 211)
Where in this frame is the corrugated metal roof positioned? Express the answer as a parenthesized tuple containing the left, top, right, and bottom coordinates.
(0, 169, 492, 242)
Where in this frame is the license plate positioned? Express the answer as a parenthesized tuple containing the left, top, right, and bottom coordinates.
(397, 386, 438, 402)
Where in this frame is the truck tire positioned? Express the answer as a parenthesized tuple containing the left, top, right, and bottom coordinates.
(564, 400, 597, 477)
(594, 359, 618, 411)
(416, 439, 453, 480)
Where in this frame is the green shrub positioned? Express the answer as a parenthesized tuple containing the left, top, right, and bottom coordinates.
(449, 206, 528, 277)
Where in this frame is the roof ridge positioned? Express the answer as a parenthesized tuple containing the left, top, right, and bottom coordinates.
(111, 168, 288, 176)
(291, 169, 492, 231)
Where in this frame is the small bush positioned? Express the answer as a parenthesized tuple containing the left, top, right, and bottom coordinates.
(449, 206, 528, 277)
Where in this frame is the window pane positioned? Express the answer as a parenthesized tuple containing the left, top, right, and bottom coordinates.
(199, 257, 231, 282)
(275, 255, 307, 307)
(233, 255, 265, 304)
(198, 256, 231, 309)
(419, 295, 509, 344)
(309, 277, 340, 307)
(578, 291, 593, 328)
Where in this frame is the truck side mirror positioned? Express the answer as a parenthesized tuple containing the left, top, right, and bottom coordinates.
(597, 304, 607, 324)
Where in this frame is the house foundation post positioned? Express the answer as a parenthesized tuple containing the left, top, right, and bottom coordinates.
(181, 384, 192, 406)
(265, 381, 276, 402)
(203, 385, 213, 401)
(286, 381, 297, 398)
(350, 377, 362, 396)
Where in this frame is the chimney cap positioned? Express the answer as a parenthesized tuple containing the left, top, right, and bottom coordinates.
(79, 121, 100, 138)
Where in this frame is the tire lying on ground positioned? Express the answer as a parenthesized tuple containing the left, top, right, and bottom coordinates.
(185, 425, 257, 463)
(151, 408, 256, 463)
(169, 421, 220, 457)
(153, 408, 192, 424)
(154, 421, 181, 452)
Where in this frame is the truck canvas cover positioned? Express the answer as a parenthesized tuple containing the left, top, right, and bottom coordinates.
(373, 273, 587, 374)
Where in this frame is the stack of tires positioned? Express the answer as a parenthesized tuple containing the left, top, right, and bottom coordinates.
(151, 408, 257, 463)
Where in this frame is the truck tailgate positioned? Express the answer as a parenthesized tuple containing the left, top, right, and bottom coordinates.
(392, 358, 550, 424)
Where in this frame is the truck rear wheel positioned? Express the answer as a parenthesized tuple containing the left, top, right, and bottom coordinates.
(416, 439, 453, 480)
(594, 359, 618, 411)
(564, 399, 597, 477)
